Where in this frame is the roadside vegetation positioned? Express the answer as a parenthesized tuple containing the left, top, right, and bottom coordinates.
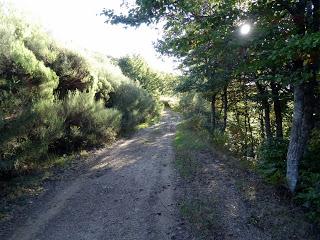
(174, 119, 317, 239)
(105, 0, 320, 230)
(0, 5, 177, 219)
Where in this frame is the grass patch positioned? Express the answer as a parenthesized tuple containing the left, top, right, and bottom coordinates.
(174, 121, 220, 238)
(174, 122, 208, 179)
(175, 151, 200, 179)
(41, 153, 76, 170)
(180, 199, 218, 239)
(174, 122, 208, 151)
(136, 111, 163, 130)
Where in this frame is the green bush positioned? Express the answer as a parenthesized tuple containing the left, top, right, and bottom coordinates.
(118, 56, 161, 96)
(0, 33, 61, 176)
(296, 128, 320, 223)
(50, 49, 94, 98)
(94, 71, 113, 103)
(184, 115, 207, 131)
(178, 93, 210, 118)
(159, 96, 179, 109)
(0, 100, 64, 176)
(256, 130, 320, 223)
(0, 7, 161, 179)
(110, 83, 160, 132)
(55, 90, 122, 152)
(211, 130, 229, 148)
(23, 25, 58, 66)
(86, 51, 130, 89)
(295, 172, 320, 224)
(257, 139, 289, 185)
(302, 129, 320, 172)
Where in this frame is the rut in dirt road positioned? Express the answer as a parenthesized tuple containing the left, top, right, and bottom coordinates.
(6, 110, 189, 240)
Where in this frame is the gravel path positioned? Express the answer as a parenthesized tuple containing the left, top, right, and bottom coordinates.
(5, 110, 189, 240)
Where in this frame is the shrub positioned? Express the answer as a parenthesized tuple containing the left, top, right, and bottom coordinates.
(178, 93, 210, 118)
(0, 7, 161, 180)
(0, 35, 61, 176)
(94, 71, 113, 103)
(23, 25, 58, 66)
(109, 83, 160, 132)
(54, 90, 122, 152)
(86, 51, 130, 90)
(211, 130, 229, 149)
(301, 128, 320, 173)
(184, 115, 207, 131)
(160, 96, 179, 110)
(50, 49, 94, 98)
(0, 100, 64, 176)
(296, 128, 320, 223)
(118, 55, 162, 96)
(255, 131, 320, 223)
(295, 172, 320, 224)
(257, 139, 289, 185)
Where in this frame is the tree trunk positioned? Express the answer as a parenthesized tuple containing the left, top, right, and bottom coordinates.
(286, 83, 315, 193)
(244, 112, 248, 156)
(286, 85, 304, 193)
(210, 94, 216, 131)
(222, 86, 228, 131)
(280, 0, 318, 193)
(259, 109, 265, 139)
(244, 95, 252, 157)
(248, 112, 255, 157)
(256, 82, 273, 142)
(264, 100, 272, 143)
(271, 81, 283, 139)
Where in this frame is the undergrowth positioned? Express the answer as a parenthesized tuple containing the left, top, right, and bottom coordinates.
(173, 119, 318, 239)
(174, 121, 217, 238)
(180, 199, 218, 239)
(174, 122, 208, 179)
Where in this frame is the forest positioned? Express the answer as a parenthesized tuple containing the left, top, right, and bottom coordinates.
(104, 0, 320, 225)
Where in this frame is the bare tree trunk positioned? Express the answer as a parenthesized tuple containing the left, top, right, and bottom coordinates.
(259, 108, 265, 140)
(280, 0, 318, 193)
(244, 112, 248, 156)
(244, 95, 253, 157)
(286, 85, 304, 193)
(285, 2, 316, 192)
(264, 101, 272, 142)
(271, 81, 283, 139)
(222, 86, 228, 131)
(210, 94, 216, 131)
(248, 112, 255, 157)
(286, 83, 314, 192)
(256, 82, 273, 142)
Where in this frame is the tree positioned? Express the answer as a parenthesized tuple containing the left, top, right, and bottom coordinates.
(103, 0, 320, 193)
(118, 55, 161, 95)
(252, 0, 320, 192)
(117, 55, 177, 96)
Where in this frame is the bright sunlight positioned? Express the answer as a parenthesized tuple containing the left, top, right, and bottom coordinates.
(6, 0, 177, 72)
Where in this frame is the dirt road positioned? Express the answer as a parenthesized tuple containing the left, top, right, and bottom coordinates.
(5, 110, 189, 240)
